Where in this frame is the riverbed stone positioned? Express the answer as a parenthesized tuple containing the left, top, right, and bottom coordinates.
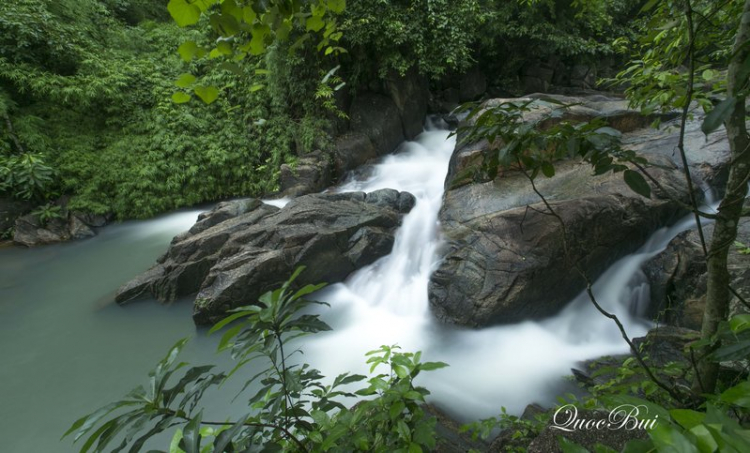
(116, 189, 415, 325)
(14, 213, 71, 247)
(644, 218, 750, 329)
(429, 94, 731, 327)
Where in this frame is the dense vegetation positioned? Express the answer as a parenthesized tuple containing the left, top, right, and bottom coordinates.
(6, 0, 750, 451)
(1, 0, 640, 225)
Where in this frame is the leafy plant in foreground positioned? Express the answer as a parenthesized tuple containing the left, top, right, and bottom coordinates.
(64, 267, 447, 452)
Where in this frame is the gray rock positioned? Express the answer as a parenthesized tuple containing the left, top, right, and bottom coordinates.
(349, 93, 405, 162)
(333, 132, 380, 176)
(387, 68, 429, 139)
(116, 191, 416, 326)
(69, 215, 96, 239)
(644, 218, 750, 329)
(430, 94, 729, 327)
(73, 212, 111, 228)
(280, 151, 332, 197)
(14, 214, 71, 247)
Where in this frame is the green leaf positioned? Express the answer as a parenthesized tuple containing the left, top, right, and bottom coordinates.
(194, 86, 219, 104)
(178, 41, 200, 62)
(390, 400, 406, 420)
(397, 420, 411, 442)
(649, 422, 699, 453)
(623, 169, 651, 198)
(701, 97, 736, 136)
(720, 381, 750, 408)
(420, 361, 449, 371)
(306, 15, 325, 32)
(542, 162, 555, 178)
(670, 409, 705, 430)
(711, 339, 750, 361)
(175, 74, 196, 88)
(209, 311, 249, 335)
(172, 92, 192, 104)
(168, 0, 202, 27)
(180, 411, 202, 453)
(393, 364, 410, 379)
(328, 0, 346, 14)
(689, 425, 718, 453)
(408, 443, 423, 453)
(210, 14, 240, 37)
(730, 314, 750, 333)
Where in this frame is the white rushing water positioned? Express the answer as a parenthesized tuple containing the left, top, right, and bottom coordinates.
(297, 118, 713, 420)
(0, 118, 716, 452)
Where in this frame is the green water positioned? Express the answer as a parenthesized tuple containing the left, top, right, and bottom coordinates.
(0, 209, 229, 452)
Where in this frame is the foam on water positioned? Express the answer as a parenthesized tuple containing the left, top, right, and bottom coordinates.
(297, 118, 715, 420)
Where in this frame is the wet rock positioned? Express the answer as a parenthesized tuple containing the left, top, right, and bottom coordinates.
(14, 213, 71, 247)
(387, 68, 430, 139)
(73, 212, 111, 228)
(644, 218, 750, 328)
(116, 190, 415, 325)
(69, 215, 95, 240)
(430, 94, 729, 327)
(423, 405, 487, 453)
(280, 151, 332, 197)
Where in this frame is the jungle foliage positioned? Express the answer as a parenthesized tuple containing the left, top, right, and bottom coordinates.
(0, 0, 642, 220)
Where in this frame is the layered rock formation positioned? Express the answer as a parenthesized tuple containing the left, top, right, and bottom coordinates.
(116, 190, 415, 325)
(428, 94, 731, 327)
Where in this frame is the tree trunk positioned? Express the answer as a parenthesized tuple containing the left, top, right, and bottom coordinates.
(694, 0, 750, 394)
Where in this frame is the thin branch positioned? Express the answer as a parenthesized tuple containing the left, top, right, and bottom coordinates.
(631, 161, 717, 219)
(678, 0, 710, 256)
(519, 160, 690, 404)
(161, 408, 308, 452)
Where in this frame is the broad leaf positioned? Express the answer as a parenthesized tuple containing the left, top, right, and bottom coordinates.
(623, 169, 651, 198)
(194, 86, 219, 105)
(168, 0, 202, 27)
(701, 97, 736, 136)
(175, 74, 196, 88)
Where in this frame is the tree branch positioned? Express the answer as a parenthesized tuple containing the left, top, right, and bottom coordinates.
(518, 161, 690, 404)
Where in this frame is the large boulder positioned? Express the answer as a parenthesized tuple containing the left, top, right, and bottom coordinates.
(116, 189, 416, 325)
(387, 68, 430, 139)
(280, 151, 332, 197)
(332, 93, 405, 177)
(429, 94, 730, 327)
(644, 218, 750, 329)
(13, 207, 104, 247)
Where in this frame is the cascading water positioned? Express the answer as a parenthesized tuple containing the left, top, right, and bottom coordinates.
(297, 119, 716, 420)
(0, 118, 719, 451)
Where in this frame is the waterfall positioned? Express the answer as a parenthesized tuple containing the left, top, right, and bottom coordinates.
(294, 119, 714, 421)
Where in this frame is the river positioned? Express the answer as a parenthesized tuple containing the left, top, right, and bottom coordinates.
(0, 119, 707, 451)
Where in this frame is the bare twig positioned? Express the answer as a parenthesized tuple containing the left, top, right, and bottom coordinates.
(518, 160, 690, 404)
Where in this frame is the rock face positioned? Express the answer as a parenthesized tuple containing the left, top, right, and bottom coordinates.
(116, 190, 416, 325)
(0, 197, 30, 234)
(429, 94, 731, 327)
(644, 218, 750, 329)
(279, 151, 332, 197)
(13, 209, 104, 247)
(284, 70, 430, 197)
